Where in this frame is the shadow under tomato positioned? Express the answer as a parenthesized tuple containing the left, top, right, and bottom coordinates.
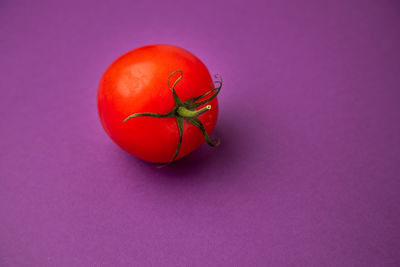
(119, 116, 243, 182)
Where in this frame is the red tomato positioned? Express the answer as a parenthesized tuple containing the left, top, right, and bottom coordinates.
(97, 44, 221, 165)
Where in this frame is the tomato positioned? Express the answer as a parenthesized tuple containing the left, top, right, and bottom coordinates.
(97, 44, 222, 165)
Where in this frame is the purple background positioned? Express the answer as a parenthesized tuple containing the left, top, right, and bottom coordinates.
(1, 0, 400, 266)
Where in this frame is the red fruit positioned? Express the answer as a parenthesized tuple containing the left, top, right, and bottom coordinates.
(97, 44, 221, 166)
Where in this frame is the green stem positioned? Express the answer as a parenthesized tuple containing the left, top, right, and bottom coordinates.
(124, 70, 222, 167)
(177, 105, 211, 118)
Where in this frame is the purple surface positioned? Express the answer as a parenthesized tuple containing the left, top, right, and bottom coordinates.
(1, 0, 400, 266)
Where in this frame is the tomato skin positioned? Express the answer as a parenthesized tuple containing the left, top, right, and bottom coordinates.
(97, 44, 218, 163)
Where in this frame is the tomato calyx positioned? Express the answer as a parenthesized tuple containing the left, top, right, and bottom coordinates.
(123, 70, 222, 168)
